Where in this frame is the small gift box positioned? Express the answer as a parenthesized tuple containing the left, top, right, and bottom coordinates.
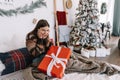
(81, 48, 90, 58)
(106, 48, 111, 55)
(89, 49, 96, 57)
(37, 46, 71, 78)
(96, 47, 107, 57)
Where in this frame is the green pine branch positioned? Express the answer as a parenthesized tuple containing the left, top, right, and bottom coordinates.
(0, 0, 46, 17)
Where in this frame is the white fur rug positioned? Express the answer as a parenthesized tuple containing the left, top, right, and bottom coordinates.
(53, 64, 120, 80)
(0, 64, 120, 80)
(53, 73, 120, 80)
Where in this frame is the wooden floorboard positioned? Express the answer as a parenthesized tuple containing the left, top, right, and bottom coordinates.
(90, 36, 120, 66)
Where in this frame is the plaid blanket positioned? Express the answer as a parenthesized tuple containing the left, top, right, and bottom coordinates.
(0, 47, 33, 75)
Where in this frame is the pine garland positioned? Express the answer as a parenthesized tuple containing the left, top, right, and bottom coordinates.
(0, 0, 46, 16)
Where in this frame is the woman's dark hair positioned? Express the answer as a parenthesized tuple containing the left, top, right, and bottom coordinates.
(31, 19, 50, 36)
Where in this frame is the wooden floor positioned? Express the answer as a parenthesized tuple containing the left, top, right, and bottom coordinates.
(90, 36, 120, 66)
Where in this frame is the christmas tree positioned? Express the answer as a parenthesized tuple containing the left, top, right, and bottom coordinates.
(70, 0, 103, 49)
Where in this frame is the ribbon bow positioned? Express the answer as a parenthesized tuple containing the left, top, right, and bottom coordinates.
(45, 47, 67, 76)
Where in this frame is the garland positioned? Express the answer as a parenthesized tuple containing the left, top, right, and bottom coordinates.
(0, 0, 46, 16)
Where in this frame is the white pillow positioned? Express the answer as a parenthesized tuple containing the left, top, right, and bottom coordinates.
(0, 60, 5, 76)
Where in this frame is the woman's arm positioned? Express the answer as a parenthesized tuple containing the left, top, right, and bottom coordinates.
(26, 34, 45, 57)
(26, 34, 53, 57)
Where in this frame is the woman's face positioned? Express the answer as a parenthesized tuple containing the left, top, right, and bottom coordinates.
(37, 26, 50, 39)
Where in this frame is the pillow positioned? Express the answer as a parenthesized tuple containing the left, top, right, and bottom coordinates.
(0, 47, 33, 75)
(0, 60, 5, 76)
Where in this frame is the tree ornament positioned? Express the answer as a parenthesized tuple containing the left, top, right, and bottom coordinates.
(100, 2, 107, 14)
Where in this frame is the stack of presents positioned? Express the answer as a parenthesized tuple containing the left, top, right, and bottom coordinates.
(81, 47, 111, 58)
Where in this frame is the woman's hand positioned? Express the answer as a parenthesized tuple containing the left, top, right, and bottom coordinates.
(26, 40, 36, 49)
(38, 32, 44, 39)
(37, 27, 49, 39)
(38, 32, 48, 39)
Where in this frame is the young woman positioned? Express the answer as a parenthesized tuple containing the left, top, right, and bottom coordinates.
(26, 19, 119, 79)
(26, 19, 53, 66)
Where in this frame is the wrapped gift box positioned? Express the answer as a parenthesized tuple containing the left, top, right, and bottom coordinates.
(81, 48, 90, 58)
(37, 46, 72, 78)
(89, 49, 96, 57)
(96, 47, 109, 57)
(81, 48, 96, 58)
(106, 48, 111, 55)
